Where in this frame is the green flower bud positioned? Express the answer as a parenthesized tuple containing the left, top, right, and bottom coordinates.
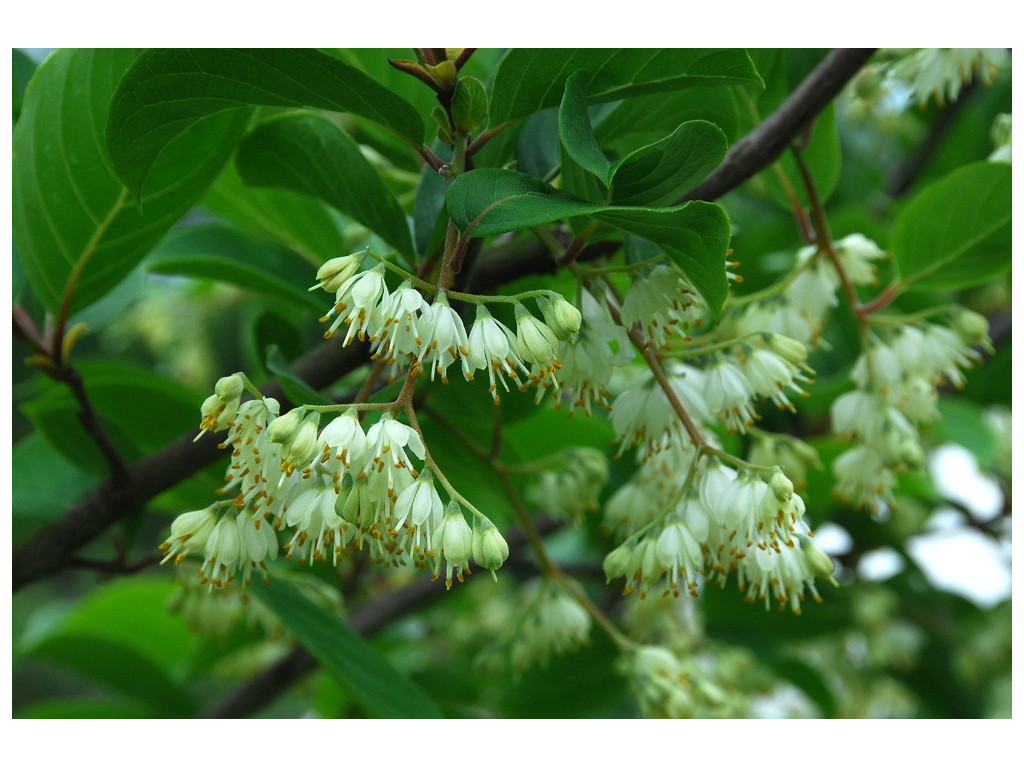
(899, 438, 924, 470)
(803, 541, 838, 586)
(603, 542, 632, 583)
(281, 415, 320, 475)
(267, 410, 303, 445)
(214, 373, 244, 401)
(766, 333, 808, 365)
(472, 517, 509, 580)
(952, 309, 990, 348)
(769, 470, 794, 502)
(514, 303, 559, 366)
(452, 76, 488, 134)
(314, 254, 361, 293)
(538, 294, 583, 340)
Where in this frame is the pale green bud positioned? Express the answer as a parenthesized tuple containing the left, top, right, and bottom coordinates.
(603, 542, 632, 583)
(766, 333, 808, 365)
(803, 541, 838, 586)
(538, 294, 583, 340)
(899, 438, 924, 470)
(472, 517, 509, 580)
(267, 410, 303, 445)
(769, 470, 794, 502)
(514, 303, 560, 366)
(214, 373, 244, 401)
(281, 415, 320, 475)
(314, 254, 361, 293)
(952, 309, 990, 348)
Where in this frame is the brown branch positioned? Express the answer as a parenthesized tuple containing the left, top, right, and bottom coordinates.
(681, 48, 877, 203)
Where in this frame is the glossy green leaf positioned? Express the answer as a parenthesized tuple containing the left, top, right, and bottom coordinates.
(13, 48, 249, 315)
(265, 344, 331, 407)
(202, 161, 347, 264)
(490, 49, 762, 126)
(595, 86, 743, 151)
(26, 635, 197, 717)
(892, 162, 1011, 290)
(235, 112, 414, 259)
(146, 224, 323, 312)
(610, 120, 728, 206)
(20, 360, 201, 476)
(251, 578, 444, 718)
(558, 70, 613, 186)
(446, 169, 731, 317)
(107, 48, 425, 199)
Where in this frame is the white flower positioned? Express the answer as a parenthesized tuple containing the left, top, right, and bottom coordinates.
(851, 341, 903, 397)
(199, 514, 244, 588)
(921, 323, 980, 388)
(370, 281, 429, 365)
(740, 346, 810, 411)
(321, 264, 389, 345)
(467, 305, 529, 402)
(160, 506, 218, 565)
(703, 358, 757, 433)
(833, 444, 896, 510)
(282, 485, 352, 566)
(236, 509, 279, 584)
(835, 234, 886, 286)
(621, 265, 702, 347)
(318, 408, 367, 469)
(361, 413, 426, 491)
(392, 471, 444, 560)
(418, 291, 472, 384)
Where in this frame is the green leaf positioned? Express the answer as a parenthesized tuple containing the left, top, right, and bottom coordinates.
(26, 635, 197, 717)
(891, 162, 1011, 290)
(235, 112, 414, 259)
(558, 70, 613, 187)
(265, 344, 331, 407)
(595, 86, 744, 150)
(490, 49, 762, 126)
(12, 48, 38, 122)
(610, 120, 728, 206)
(202, 161, 347, 264)
(12, 433, 94, 544)
(53, 577, 195, 671)
(16, 698, 161, 719)
(251, 578, 444, 718)
(20, 360, 201, 476)
(446, 169, 731, 317)
(13, 48, 249, 315)
(146, 224, 323, 312)
(106, 48, 425, 199)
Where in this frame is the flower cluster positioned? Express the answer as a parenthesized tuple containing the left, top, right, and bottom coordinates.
(314, 253, 579, 403)
(161, 376, 510, 590)
(831, 310, 991, 510)
(525, 447, 610, 523)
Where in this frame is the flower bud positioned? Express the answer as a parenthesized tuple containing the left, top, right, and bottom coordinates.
(803, 541, 838, 585)
(281, 415, 320, 475)
(267, 410, 304, 445)
(472, 517, 509, 580)
(603, 542, 632, 583)
(214, 374, 244, 401)
(769, 470, 794, 502)
(434, 502, 473, 588)
(952, 309, 990, 348)
(766, 333, 808, 366)
(514, 303, 560, 366)
(538, 295, 583, 340)
(313, 254, 361, 293)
